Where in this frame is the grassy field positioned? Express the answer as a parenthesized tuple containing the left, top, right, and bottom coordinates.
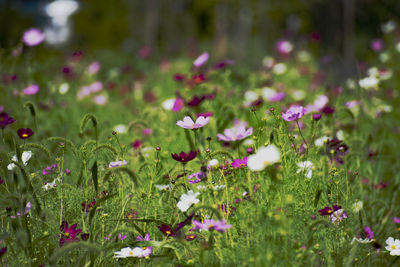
(0, 29, 400, 267)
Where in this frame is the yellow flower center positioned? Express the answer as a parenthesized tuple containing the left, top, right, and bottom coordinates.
(166, 230, 171, 235)
(22, 134, 28, 138)
(64, 232, 70, 238)
(327, 210, 333, 214)
(142, 247, 147, 250)
(392, 245, 396, 250)
(189, 235, 195, 238)
(129, 251, 133, 256)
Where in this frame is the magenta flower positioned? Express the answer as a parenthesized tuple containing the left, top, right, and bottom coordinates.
(118, 234, 127, 241)
(393, 217, 400, 224)
(22, 28, 45, 46)
(109, 160, 127, 168)
(42, 164, 58, 175)
(193, 52, 209, 68)
(364, 227, 374, 239)
(176, 116, 209, 129)
(59, 221, 82, 247)
(196, 112, 213, 118)
(282, 106, 306, 121)
(172, 98, 184, 112)
(231, 157, 248, 168)
(370, 39, 384, 52)
(192, 219, 232, 232)
(276, 40, 293, 55)
(23, 84, 39, 95)
(217, 125, 253, 142)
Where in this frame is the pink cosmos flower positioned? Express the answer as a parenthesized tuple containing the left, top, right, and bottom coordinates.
(142, 128, 153, 135)
(282, 106, 306, 121)
(269, 92, 286, 102)
(193, 52, 209, 68)
(87, 61, 101, 74)
(23, 84, 39, 95)
(93, 95, 107, 105)
(217, 124, 253, 142)
(23, 28, 45, 46)
(192, 219, 232, 232)
(109, 160, 127, 168)
(306, 95, 328, 113)
(176, 116, 210, 129)
(394, 217, 400, 224)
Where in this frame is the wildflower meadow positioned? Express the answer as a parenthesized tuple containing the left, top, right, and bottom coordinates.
(1, 2, 400, 266)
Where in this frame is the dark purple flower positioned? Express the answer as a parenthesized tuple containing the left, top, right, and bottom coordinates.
(231, 157, 248, 168)
(187, 95, 206, 107)
(59, 221, 82, 247)
(0, 178, 3, 184)
(81, 233, 90, 240)
(81, 199, 96, 212)
(318, 206, 333, 216)
(171, 151, 197, 163)
(158, 213, 195, 237)
(213, 59, 234, 69)
(0, 247, 7, 258)
(325, 138, 349, 165)
(17, 128, 34, 139)
(364, 227, 374, 239)
(191, 74, 206, 85)
(312, 113, 322, 121)
(322, 106, 335, 114)
(0, 112, 16, 129)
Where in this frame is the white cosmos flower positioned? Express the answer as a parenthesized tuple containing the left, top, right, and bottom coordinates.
(272, 63, 287, 75)
(296, 161, 314, 179)
(315, 136, 329, 147)
(155, 184, 171, 191)
(385, 237, 400, 256)
(114, 247, 142, 258)
(162, 98, 176, 110)
(8, 151, 33, 170)
(359, 76, 379, 89)
(247, 145, 280, 171)
(113, 124, 127, 134)
(207, 159, 219, 169)
(177, 190, 200, 212)
(352, 201, 363, 213)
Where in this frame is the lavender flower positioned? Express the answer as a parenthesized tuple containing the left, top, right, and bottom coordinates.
(22, 28, 45, 46)
(282, 106, 306, 121)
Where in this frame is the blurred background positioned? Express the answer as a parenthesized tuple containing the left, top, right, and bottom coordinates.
(1, 0, 400, 77)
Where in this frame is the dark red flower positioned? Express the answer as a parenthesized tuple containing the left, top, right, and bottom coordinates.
(196, 112, 213, 118)
(191, 74, 206, 84)
(318, 205, 341, 216)
(59, 221, 82, 247)
(173, 73, 186, 82)
(0, 112, 16, 129)
(158, 213, 195, 237)
(0, 246, 7, 258)
(185, 234, 197, 241)
(213, 59, 234, 69)
(17, 128, 34, 139)
(322, 106, 335, 114)
(171, 151, 197, 163)
(158, 224, 176, 237)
